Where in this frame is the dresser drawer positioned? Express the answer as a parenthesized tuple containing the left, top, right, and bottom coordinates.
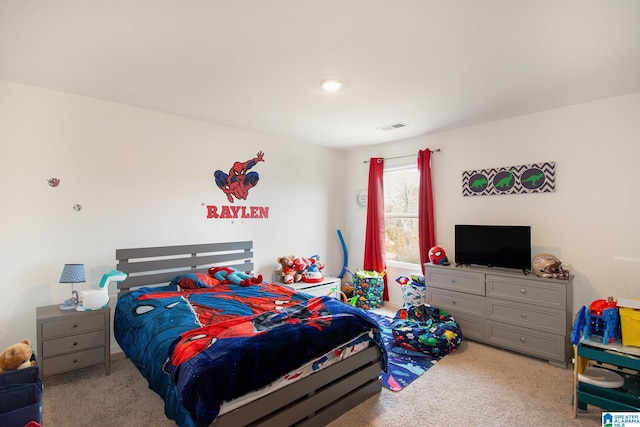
(486, 320, 566, 363)
(41, 313, 106, 338)
(486, 298, 565, 335)
(41, 346, 105, 376)
(449, 312, 485, 341)
(427, 268, 485, 295)
(427, 288, 485, 317)
(41, 330, 106, 358)
(486, 274, 566, 309)
(427, 288, 485, 341)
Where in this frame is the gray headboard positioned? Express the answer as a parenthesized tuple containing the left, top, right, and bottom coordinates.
(115, 241, 254, 298)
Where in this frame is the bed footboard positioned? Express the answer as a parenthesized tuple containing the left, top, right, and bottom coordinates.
(212, 345, 382, 427)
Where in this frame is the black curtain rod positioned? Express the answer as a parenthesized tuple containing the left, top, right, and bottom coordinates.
(363, 148, 441, 164)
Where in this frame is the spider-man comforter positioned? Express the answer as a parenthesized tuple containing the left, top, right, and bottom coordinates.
(114, 273, 383, 427)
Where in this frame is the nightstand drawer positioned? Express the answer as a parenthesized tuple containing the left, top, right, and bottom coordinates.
(284, 277, 341, 299)
(42, 347, 105, 376)
(42, 313, 106, 338)
(41, 330, 106, 357)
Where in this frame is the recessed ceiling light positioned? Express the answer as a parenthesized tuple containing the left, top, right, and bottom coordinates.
(321, 79, 343, 92)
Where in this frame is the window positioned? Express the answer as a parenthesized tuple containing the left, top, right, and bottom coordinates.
(384, 165, 419, 265)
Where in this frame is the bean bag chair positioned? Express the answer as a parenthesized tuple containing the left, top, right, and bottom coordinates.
(391, 304, 462, 355)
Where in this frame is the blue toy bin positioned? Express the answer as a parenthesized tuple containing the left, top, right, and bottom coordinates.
(0, 354, 43, 427)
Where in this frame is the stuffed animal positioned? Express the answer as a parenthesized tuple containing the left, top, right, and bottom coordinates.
(208, 266, 263, 287)
(0, 339, 35, 373)
(296, 255, 325, 283)
(310, 255, 325, 272)
(280, 266, 300, 284)
(293, 256, 316, 273)
(277, 255, 302, 284)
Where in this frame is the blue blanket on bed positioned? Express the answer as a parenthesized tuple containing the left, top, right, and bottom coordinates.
(115, 276, 384, 426)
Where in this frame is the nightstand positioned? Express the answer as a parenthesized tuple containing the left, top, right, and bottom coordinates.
(36, 305, 110, 377)
(283, 276, 341, 299)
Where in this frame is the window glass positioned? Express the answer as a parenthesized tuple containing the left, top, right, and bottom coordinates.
(384, 166, 419, 264)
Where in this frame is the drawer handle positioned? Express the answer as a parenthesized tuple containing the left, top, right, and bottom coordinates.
(72, 323, 78, 328)
(451, 279, 456, 284)
(451, 300, 456, 304)
(521, 313, 526, 318)
(520, 289, 526, 294)
(520, 337, 525, 343)
(73, 341, 78, 346)
(73, 359, 78, 364)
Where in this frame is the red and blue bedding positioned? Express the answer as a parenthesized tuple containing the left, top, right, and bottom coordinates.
(114, 272, 384, 426)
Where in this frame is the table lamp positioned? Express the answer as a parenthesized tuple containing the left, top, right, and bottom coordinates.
(59, 263, 85, 310)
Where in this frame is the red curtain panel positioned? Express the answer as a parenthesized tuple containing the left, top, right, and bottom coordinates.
(363, 158, 388, 301)
(418, 149, 435, 273)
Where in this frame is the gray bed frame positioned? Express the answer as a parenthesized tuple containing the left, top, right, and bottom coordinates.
(115, 241, 383, 427)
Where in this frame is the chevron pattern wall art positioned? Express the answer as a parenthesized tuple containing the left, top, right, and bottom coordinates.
(462, 162, 555, 196)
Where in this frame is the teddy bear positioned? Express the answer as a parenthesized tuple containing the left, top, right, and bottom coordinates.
(277, 255, 302, 284)
(0, 339, 35, 373)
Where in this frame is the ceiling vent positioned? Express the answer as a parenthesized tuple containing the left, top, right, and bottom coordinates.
(377, 122, 409, 132)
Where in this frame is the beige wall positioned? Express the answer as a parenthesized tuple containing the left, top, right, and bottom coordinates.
(344, 92, 640, 314)
(3, 78, 638, 352)
(0, 80, 346, 352)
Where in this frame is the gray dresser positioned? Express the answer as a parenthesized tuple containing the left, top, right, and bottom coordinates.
(36, 305, 110, 377)
(425, 263, 572, 367)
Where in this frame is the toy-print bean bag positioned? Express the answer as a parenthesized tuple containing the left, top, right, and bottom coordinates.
(391, 304, 462, 355)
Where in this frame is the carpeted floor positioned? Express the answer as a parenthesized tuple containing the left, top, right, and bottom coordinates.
(326, 339, 603, 427)
(41, 338, 605, 427)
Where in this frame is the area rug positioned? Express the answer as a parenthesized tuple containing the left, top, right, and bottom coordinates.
(367, 311, 444, 391)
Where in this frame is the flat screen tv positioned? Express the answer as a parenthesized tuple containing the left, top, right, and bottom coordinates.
(455, 225, 531, 272)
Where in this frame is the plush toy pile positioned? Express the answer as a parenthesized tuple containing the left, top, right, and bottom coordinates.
(276, 255, 325, 284)
(0, 339, 35, 373)
(208, 266, 263, 287)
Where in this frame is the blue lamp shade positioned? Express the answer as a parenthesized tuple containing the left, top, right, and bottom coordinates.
(60, 264, 86, 283)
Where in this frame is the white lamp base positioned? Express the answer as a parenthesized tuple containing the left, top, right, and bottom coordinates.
(59, 295, 78, 311)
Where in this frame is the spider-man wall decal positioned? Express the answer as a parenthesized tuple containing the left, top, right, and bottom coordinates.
(214, 151, 265, 203)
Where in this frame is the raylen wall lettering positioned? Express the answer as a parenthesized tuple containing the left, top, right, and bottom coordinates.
(206, 151, 269, 219)
(206, 205, 269, 219)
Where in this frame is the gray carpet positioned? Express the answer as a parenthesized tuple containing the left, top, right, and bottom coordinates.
(42, 341, 604, 426)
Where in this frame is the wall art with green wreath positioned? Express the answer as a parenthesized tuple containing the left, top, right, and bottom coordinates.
(462, 162, 555, 197)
